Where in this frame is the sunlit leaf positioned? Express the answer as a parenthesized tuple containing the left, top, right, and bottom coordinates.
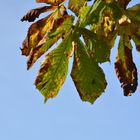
(35, 35, 72, 102)
(71, 39, 107, 104)
(27, 15, 74, 69)
(115, 34, 138, 96)
(21, 0, 140, 104)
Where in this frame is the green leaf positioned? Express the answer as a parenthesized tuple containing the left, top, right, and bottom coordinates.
(35, 34, 72, 102)
(77, 27, 112, 63)
(71, 39, 107, 104)
(68, 0, 86, 16)
(21, 0, 140, 104)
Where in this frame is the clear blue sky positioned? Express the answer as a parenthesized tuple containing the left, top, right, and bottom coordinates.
(0, 0, 140, 140)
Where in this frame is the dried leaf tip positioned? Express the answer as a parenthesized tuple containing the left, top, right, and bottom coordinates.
(21, 6, 55, 22)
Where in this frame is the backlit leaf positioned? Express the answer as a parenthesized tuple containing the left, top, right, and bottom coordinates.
(35, 35, 72, 102)
(71, 39, 107, 104)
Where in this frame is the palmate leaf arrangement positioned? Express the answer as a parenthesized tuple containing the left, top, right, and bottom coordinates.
(21, 0, 140, 104)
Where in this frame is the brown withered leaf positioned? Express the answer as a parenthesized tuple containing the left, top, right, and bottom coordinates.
(115, 35, 138, 96)
(36, 0, 65, 5)
(21, 12, 56, 58)
(21, 6, 56, 22)
(26, 15, 74, 69)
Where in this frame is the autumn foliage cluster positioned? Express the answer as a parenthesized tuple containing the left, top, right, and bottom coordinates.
(21, 0, 140, 104)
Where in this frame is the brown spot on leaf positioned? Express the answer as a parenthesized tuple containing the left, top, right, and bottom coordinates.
(35, 57, 51, 85)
